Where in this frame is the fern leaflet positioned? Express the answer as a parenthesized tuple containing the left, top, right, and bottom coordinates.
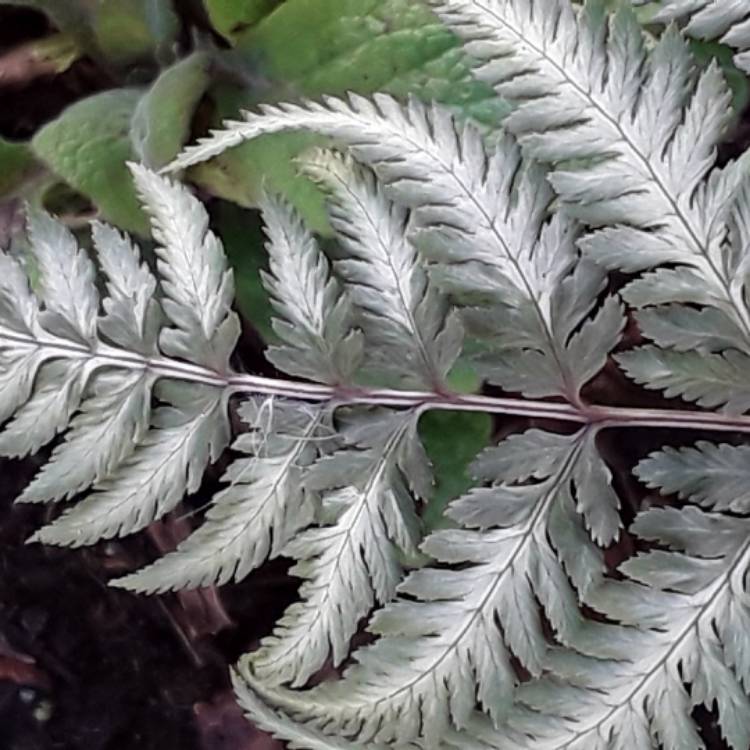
(635, 0, 750, 73)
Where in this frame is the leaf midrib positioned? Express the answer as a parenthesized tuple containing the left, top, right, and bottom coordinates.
(475, 0, 750, 341)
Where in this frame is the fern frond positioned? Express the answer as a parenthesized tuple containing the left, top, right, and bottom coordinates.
(17, 370, 152, 504)
(237, 426, 621, 745)
(168, 96, 536, 292)
(168, 95, 627, 400)
(26, 208, 99, 344)
(535, 503, 750, 750)
(432, 0, 750, 410)
(439, 454, 750, 750)
(0, 170, 236, 550)
(91, 222, 161, 355)
(430, 0, 733, 255)
(301, 149, 462, 389)
(130, 163, 240, 370)
(247, 408, 426, 688)
(636, 440, 750, 512)
(31, 382, 229, 546)
(120, 184, 373, 587)
(232, 668, 404, 750)
(114, 398, 325, 591)
(8, 5, 750, 744)
(616, 345, 750, 413)
(0, 213, 98, 457)
(0, 357, 90, 458)
(636, 0, 750, 72)
(258, 191, 364, 385)
(17, 221, 160, 504)
(462, 214, 624, 400)
(614, 177, 750, 410)
(116, 172, 443, 594)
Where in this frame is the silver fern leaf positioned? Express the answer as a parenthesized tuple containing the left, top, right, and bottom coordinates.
(635, 0, 750, 73)
(243, 427, 621, 747)
(167, 95, 627, 402)
(112, 188, 368, 591)
(258, 190, 364, 385)
(505, 499, 750, 750)
(636, 440, 750, 512)
(5, 2, 750, 748)
(131, 164, 241, 369)
(248, 407, 427, 688)
(615, 177, 750, 412)
(232, 666, 408, 750)
(430, 0, 750, 410)
(301, 149, 462, 390)
(7, 171, 238, 547)
(112, 398, 326, 591)
(167, 90, 635, 740)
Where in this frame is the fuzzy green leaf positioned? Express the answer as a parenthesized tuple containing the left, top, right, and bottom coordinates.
(203, 0, 281, 40)
(189, 0, 507, 232)
(32, 89, 148, 234)
(131, 52, 214, 169)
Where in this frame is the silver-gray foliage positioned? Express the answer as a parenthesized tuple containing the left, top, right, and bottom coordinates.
(634, 0, 750, 72)
(3, 1, 750, 749)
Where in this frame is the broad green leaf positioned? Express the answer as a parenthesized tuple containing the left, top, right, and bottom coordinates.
(32, 56, 213, 235)
(233, 0, 505, 123)
(203, 0, 282, 41)
(132, 52, 213, 169)
(191, 0, 508, 232)
(32, 89, 149, 235)
(90, 0, 179, 67)
(5, 0, 179, 67)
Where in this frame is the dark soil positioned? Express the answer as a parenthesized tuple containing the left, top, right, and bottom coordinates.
(0, 451, 296, 750)
(0, 345, 311, 750)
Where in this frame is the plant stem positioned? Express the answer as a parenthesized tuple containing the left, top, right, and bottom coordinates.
(11, 329, 750, 434)
(163, 355, 750, 434)
(228, 378, 750, 434)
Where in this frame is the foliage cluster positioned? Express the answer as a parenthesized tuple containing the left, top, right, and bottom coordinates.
(4, 2, 750, 750)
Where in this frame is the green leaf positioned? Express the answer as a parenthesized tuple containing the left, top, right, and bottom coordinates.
(89, 0, 179, 67)
(419, 409, 492, 531)
(33, 55, 212, 234)
(132, 52, 213, 169)
(192, 0, 508, 232)
(0, 138, 38, 199)
(214, 202, 275, 342)
(32, 89, 149, 235)
(5, 0, 179, 67)
(203, 0, 282, 41)
(236, 0, 506, 123)
(690, 40, 750, 115)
